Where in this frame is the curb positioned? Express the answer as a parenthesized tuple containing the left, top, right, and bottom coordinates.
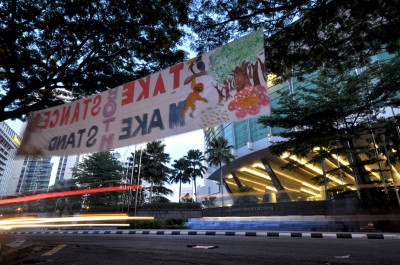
(1, 230, 400, 239)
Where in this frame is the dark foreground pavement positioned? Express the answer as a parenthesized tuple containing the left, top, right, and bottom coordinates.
(2, 231, 400, 265)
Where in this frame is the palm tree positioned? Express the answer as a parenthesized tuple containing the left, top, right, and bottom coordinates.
(170, 158, 191, 202)
(143, 140, 171, 203)
(205, 136, 234, 207)
(185, 149, 207, 202)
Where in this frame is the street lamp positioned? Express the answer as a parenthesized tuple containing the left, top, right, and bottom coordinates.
(134, 149, 143, 216)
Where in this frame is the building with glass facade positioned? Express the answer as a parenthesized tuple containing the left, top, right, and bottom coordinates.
(54, 155, 80, 181)
(4, 154, 80, 196)
(14, 156, 53, 194)
(0, 122, 21, 197)
(200, 52, 400, 206)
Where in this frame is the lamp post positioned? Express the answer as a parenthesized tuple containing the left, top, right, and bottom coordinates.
(134, 149, 143, 216)
(220, 162, 224, 208)
(127, 147, 136, 215)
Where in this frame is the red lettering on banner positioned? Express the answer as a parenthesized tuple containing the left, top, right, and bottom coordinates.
(37, 95, 103, 129)
(137, 76, 150, 101)
(153, 73, 166, 96)
(122, 81, 135, 106)
(92, 95, 102, 116)
(169, 63, 184, 89)
(28, 62, 186, 132)
(60, 106, 71, 126)
(31, 113, 41, 129)
(50, 109, 60, 128)
(70, 103, 80, 124)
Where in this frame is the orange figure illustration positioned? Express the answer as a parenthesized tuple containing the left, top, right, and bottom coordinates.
(180, 76, 208, 120)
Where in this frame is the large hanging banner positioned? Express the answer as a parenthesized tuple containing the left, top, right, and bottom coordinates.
(18, 28, 270, 156)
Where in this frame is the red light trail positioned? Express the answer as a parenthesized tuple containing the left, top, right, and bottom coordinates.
(0, 185, 142, 205)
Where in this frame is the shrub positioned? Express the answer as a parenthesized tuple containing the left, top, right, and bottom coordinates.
(163, 218, 186, 228)
(130, 219, 164, 229)
(138, 202, 201, 210)
(129, 218, 187, 229)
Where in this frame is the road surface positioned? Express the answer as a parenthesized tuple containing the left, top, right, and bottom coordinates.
(4, 232, 400, 264)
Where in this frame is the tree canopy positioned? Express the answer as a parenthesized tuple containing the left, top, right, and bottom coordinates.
(260, 55, 400, 157)
(0, 0, 190, 122)
(73, 151, 123, 187)
(258, 55, 400, 200)
(189, 0, 400, 80)
(72, 151, 124, 207)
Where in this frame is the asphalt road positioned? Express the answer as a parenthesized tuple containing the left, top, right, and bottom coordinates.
(5, 233, 400, 265)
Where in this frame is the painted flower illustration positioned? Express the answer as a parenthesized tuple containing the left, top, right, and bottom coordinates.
(228, 85, 269, 118)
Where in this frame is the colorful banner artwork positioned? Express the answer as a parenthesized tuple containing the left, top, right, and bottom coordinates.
(18, 28, 269, 156)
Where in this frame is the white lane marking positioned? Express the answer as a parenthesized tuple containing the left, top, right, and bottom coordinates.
(6, 239, 26, 248)
(42, 244, 67, 256)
